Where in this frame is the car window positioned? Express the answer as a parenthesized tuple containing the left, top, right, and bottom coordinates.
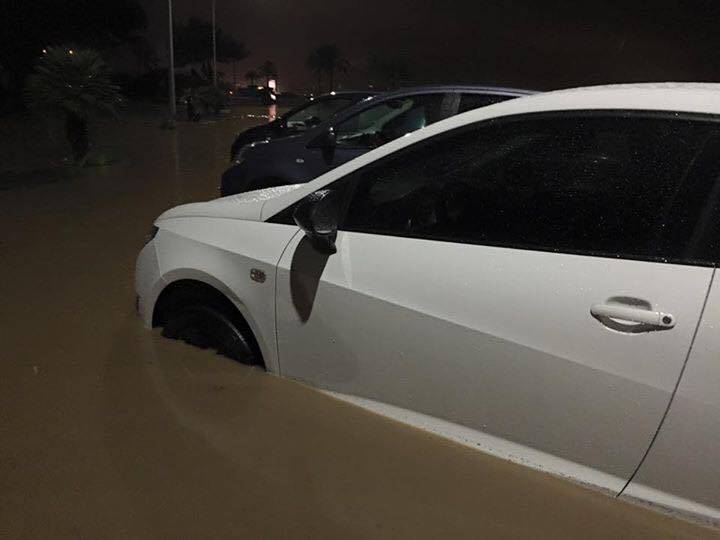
(341, 112, 720, 264)
(333, 94, 446, 149)
(284, 98, 356, 130)
(458, 93, 516, 113)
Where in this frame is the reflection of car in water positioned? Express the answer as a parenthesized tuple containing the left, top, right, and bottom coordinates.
(220, 85, 535, 196)
(229, 91, 375, 161)
(139, 83, 720, 525)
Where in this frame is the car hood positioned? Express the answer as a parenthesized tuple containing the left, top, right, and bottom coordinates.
(156, 184, 303, 222)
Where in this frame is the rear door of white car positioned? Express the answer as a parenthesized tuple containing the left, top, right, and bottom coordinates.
(274, 111, 720, 491)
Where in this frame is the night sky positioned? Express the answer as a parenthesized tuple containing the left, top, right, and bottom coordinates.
(139, 0, 720, 91)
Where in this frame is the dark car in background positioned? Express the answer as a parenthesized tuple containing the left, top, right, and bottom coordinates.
(221, 85, 536, 196)
(229, 91, 375, 160)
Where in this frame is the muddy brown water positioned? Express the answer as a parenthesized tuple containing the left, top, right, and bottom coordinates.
(0, 108, 717, 539)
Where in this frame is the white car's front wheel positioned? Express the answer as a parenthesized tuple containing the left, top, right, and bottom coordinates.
(155, 284, 263, 367)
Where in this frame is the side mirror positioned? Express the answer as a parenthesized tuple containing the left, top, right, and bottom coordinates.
(307, 128, 337, 150)
(293, 189, 340, 254)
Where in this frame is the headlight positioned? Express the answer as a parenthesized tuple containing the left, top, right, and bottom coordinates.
(144, 225, 159, 245)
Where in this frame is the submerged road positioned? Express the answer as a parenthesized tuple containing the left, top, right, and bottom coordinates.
(0, 108, 717, 539)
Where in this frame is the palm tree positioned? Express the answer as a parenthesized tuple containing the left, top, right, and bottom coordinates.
(257, 60, 278, 87)
(25, 47, 122, 164)
(307, 45, 350, 92)
(245, 69, 259, 87)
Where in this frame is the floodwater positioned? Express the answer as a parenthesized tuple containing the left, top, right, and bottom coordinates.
(0, 107, 717, 539)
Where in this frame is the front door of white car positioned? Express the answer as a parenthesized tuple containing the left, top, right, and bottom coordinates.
(274, 111, 720, 491)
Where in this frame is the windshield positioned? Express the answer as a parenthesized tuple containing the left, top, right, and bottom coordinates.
(283, 97, 356, 130)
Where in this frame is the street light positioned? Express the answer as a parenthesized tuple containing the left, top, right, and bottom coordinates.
(212, 0, 218, 88)
(167, 0, 177, 125)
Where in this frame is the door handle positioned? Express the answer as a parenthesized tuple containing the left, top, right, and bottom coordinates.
(590, 303, 676, 328)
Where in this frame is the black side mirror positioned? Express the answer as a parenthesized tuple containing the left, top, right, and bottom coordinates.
(293, 189, 340, 254)
(307, 128, 337, 150)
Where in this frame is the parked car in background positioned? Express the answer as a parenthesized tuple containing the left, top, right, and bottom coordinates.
(220, 85, 536, 196)
(229, 91, 375, 160)
(138, 84, 720, 525)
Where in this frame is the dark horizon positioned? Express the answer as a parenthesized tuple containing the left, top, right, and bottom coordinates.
(138, 0, 720, 92)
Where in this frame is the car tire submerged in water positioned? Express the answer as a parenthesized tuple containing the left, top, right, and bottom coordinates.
(156, 284, 263, 367)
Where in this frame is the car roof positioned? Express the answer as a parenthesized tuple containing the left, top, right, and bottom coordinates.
(260, 82, 720, 219)
(387, 84, 537, 97)
(486, 82, 720, 117)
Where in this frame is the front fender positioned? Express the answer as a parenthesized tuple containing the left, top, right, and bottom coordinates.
(158, 268, 276, 372)
(153, 220, 302, 376)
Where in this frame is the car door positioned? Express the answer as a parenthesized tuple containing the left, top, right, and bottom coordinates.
(301, 93, 452, 179)
(274, 111, 719, 491)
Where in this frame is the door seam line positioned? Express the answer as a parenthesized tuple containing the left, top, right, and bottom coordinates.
(616, 266, 717, 497)
(273, 228, 304, 377)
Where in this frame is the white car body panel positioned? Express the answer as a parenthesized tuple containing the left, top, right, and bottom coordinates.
(135, 241, 164, 326)
(134, 83, 720, 524)
(623, 271, 720, 523)
(159, 184, 304, 222)
(275, 230, 712, 492)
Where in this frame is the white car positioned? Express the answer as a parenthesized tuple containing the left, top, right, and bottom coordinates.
(136, 83, 720, 525)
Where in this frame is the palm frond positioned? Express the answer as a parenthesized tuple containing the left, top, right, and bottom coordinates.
(25, 46, 124, 119)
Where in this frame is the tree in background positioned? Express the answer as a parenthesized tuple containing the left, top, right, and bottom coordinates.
(25, 47, 123, 164)
(368, 54, 410, 89)
(1, 0, 145, 109)
(245, 70, 260, 87)
(307, 45, 350, 92)
(257, 61, 278, 87)
(174, 18, 248, 83)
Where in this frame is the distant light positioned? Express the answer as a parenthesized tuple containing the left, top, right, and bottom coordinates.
(228, 90, 234, 95)
(68, 49, 74, 55)
(330, 91, 336, 95)
(42, 48, 48, 54)
(257, 85, 263, 90)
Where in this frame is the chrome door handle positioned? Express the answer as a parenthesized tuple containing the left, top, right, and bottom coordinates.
(590, 303, 676, 328)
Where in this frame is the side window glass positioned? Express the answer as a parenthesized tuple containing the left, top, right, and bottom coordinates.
(334, 94, 446, 149)
(342, 113, 717, 263)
